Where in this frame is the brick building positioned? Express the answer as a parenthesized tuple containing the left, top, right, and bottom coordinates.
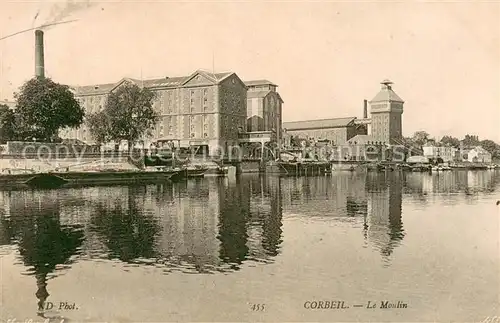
(62, 70, 248, 155)
(245, 80, 283, 135)
(369, 79, 404, 144)
(282, 116, 367, 147)
(348, 79, 404, 147)
(61, 70, 283, 158)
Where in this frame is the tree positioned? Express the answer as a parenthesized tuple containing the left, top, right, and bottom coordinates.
(480, 139, 498, 153)
(440, 135, 460, 148)
(412, 131, 430, 146)
(0, 104, 16, 143)
(462, 134, 480, 147)
(480, 139, 500, 159)
(87, 83, 159, 151)
(14, 77, 84, 142)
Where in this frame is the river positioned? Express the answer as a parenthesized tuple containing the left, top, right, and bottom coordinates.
(0, 170, 498, 322)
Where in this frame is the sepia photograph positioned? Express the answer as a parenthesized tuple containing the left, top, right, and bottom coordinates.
(0, 0, 499, 322)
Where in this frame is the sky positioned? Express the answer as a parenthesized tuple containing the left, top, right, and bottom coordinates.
(0, 0, 499, 142)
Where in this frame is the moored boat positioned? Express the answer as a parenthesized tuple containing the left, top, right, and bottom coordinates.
(275, 161, 332, 176)
(186, 166, 209, 178)
(0, 169, 181, 189)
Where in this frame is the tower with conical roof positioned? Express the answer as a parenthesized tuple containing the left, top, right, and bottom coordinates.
(369, 79, 404, 144)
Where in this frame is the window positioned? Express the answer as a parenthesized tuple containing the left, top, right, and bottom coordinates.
(191, 133, 195, 138)
(204, 133, 208, 138)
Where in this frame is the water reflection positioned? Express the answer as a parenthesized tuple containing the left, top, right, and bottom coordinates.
(365, 172, 404, 264)
(0, 190, 85, 314)
(280, 172, 405, 264)
(404, 170, 499, 196)
(0, 170, 498, 317)
(89, 186, 161, 262)
(280, 170, 500, 265)
(0, 176, 284, 268)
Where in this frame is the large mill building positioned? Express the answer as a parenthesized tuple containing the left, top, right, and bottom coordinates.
(28, 29, 283, 156)
(61, 73, 283, 156)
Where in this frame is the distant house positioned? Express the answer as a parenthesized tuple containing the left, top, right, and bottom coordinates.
(422, 142, 457, 163)
(461, 146, 492, 163)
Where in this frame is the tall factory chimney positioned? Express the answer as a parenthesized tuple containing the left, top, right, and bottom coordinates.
(35, 30, 45, 78)
(363, 99, 368, 119)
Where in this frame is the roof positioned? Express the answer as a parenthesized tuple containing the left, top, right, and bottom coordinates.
(347, 135, 378, 145)
(407, 155, 430, 163)
(73, 70, 235, 96)
(472, 146, 490, 153)
(283, 117, 356, 130)
(370, 80, 404, 103)
(247, 90, 271, 99)
(244, 79, 277, 87)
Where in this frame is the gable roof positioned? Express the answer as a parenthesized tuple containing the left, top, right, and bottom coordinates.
(283, 117, 356, 131)
(73, 70, 237, 96)
(181, 70, 234, 86)
(244, 79, 277, 87)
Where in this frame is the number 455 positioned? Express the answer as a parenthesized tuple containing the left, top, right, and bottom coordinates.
(251, 303, 265, 311)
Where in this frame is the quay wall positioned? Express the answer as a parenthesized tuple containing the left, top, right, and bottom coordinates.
(0, 155, 138, 174)
(3, 141, 101, 156)
(0, 141, 142, 173)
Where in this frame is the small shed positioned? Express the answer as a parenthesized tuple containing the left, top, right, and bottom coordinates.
(406, 155, 430, 164)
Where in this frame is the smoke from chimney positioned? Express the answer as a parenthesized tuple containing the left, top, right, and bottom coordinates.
(363, 99, 368, 119)
(38, 0, 93, 30)
(35, 30, 45, 78)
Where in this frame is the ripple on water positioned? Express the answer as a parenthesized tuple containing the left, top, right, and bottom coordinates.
(0, 173, 498, 322)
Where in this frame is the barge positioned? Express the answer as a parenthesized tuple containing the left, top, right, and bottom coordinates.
(170, 166, 209, 181)
(0, 169, 181, 189)
(270, 161, 332, 176)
